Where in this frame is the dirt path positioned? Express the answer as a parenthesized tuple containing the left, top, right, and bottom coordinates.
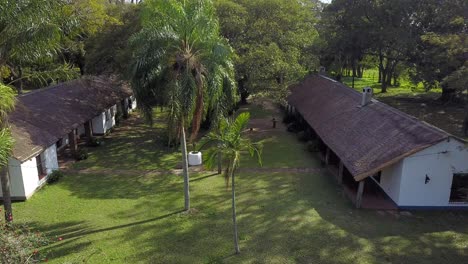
(64, 166, 325, 177)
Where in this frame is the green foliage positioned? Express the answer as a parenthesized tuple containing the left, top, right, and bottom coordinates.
(0, 223, 50, 263)
(0, 0, 81, 92)
(130, 0, 238, 142)
(214, 0, 319, 103)
(85, 5, 141, 76)
(317, 0, 466, 95)
(75, 148, 89, 161)
(199, 112, 262, 185)
(46, 170, 64, 184)
(87, 137, 102, 147)
(0, 84, 15, 167)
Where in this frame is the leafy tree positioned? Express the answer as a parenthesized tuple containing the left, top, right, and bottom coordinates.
(317, 0, 370, 80)
(0, 83, 16, 222)
(85, 4, 142, 76)
(214, 0, 319, 103)
(408, 0, 466, 100)
(61, 0, 121, 75)
(318, 0, 419, 92)
(130, 0, 237, 211)
(199, 112, 262, 254)
(0, 0, 78, 94)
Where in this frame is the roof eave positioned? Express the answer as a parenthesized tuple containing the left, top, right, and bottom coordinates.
(353, 138, 449, 181)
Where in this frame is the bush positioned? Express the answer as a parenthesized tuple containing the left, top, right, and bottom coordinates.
(75, 148, 89, 160)
(297, 131, 309, 142)
(287, 122, 302, 133)
(282, 114, 295, 124)
(47, 170, 64, 184)
(87, 137, 101, 147)
(306, 140, 319, 152)
(0, 223, 50, 263)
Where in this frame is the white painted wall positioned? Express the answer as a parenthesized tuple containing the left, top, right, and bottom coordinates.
(1, 144, 59, 200)
(104, 104, 117, 131)
(1, 158, 26, 198)
(92, 105, 118, 135)
(398, 138, 468, 207)
(92, 112, 106, 135)
(379, 161, 404, 204)
(130, 96, 137, 110)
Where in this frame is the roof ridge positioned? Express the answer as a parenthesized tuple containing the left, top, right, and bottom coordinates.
(17, 76, 100, 98)
(316, 74, 450, 137)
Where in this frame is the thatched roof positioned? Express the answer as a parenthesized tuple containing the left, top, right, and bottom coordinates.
(287, 75, 451, 181)
(9, 76, 132, 162)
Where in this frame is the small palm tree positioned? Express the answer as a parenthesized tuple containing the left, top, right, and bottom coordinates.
(199, 112, 262, 254)
(0, 83, 16, 222)
(130, 0, 237, 211)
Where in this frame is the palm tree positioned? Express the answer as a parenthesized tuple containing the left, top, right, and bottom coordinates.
(0, 0, 69, 94)
(0, 84, 16, 222)
(130, 0, 237, 211)
(199, 112, 262, 254)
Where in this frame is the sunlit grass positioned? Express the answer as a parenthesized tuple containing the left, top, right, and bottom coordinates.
(11, 103, 468, 264)
(342, 68, 442, 97)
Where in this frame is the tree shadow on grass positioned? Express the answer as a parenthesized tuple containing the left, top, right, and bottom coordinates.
(110, 170, 468, 264)
(59, 171, 182, 200)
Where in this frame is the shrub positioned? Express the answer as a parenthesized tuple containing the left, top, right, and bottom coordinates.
(75, 148, 89, 160)
(297, 131, 309, 142)
(87, 137, 101, 147)
(306, 140, 319, 152)
(47, 170, 64, 184)
(282, 114, 295, 124)
(0, 223, 50, 263)
(287, 122, 302, 133)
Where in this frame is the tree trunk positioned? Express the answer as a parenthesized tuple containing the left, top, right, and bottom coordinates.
(14, 66, 23, 95)
(180, 122, 190, 211)
(217, 151, 222, 174)
(378, 67, 382, 83)
(378, 50, 383, 84)
(439, 85, 456, 102)
(1, 166, 13, 222)
(231, 167, 240, 254)
(239, 78, 248, 105)
(381, 70, 388, 93)
(190, 82, 204, 142)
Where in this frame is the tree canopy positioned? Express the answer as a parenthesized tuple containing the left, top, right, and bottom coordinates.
(214, 0, 319, 103)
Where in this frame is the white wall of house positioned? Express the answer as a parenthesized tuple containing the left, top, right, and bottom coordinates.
(130, 96, 137, 110)
(1, 144, 59, 200)
(1, 158, 26, 198)
(379, 161, 404, 204)
(396, 138, 468, 207)
(92, 112, 106, 135)
(92, 105, 117, 135)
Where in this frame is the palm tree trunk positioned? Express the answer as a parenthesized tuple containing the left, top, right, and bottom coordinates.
(180, 121, 190, 211)
(190, 82, 204, 142)
(231, 166, 240, 254)
(0, 166, 13, 222)
(217, 150, 222, 174)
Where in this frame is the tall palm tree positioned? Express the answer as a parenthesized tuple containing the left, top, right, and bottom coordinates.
(130, 0, 237, 211)
(199, 112, 262, 254)
(0, 84, 16, 222)
(0, 0, 70, 94)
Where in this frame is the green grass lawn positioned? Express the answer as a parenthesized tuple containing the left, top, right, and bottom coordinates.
(342, 68, 442, 98)
(73, 110, 181, 171)
(11, 104, 468, 263)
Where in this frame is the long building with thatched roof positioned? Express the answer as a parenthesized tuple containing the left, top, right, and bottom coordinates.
(287, 74, 468, 209)
(1, 76, 136, 200)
